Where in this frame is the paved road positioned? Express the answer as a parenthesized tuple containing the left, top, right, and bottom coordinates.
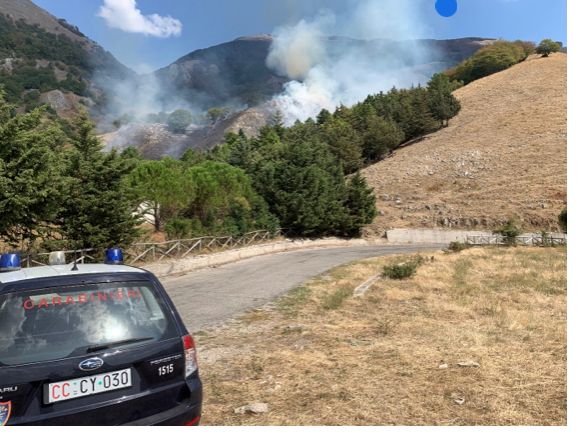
(161, 244, 443, 332)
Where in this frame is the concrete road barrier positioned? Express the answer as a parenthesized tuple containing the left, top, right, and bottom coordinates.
(385, 228, 566, 245)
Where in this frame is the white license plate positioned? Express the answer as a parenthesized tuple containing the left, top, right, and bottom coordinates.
(46, 368, 132, 404)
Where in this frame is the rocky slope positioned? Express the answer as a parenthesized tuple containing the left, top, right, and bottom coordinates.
(101, 106, 272, 159)
(362, 53, 567, 234)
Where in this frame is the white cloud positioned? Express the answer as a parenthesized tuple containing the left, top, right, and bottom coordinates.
(97, 0, 182, 38)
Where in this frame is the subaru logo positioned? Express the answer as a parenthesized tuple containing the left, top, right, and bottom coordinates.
(79, 357, 104, 371)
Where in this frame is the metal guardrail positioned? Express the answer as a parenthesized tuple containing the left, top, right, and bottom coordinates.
(20, 229, 282, 267)
(466, 235, 567, 246)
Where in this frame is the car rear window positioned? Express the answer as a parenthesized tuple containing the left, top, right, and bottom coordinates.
(0, 281, 179, 366)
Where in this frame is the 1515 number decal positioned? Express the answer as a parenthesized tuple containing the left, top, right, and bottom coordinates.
(158, 364, 174, 376)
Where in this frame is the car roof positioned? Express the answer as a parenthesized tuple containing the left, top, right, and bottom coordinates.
(0, 263, 147, 284)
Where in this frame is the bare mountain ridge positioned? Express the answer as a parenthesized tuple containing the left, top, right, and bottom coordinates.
(109, 36, 494, 157)
(154, 35, 494, 111)
(363, 53, 567, 234)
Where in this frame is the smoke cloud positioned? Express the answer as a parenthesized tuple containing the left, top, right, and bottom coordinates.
(267, 0, 433, 124)
(266, 11, 333, 80)
(98, 0, 182, 38)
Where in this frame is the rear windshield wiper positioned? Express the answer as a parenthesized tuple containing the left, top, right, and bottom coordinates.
(87, 337, 154, 353)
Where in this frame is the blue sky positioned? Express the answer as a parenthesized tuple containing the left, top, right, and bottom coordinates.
(34, 0, 567, 72)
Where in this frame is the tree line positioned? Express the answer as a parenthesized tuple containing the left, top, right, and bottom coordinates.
(0, 68, 463, 250)
(445, 39, 562, 85)
(128, 72, 462, 240)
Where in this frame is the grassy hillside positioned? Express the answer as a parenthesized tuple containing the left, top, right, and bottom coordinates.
(362, 53, 567, 234)
(198, 246, 566, 425)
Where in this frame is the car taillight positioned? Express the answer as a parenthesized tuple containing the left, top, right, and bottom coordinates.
(184, 415, 201, 426)
(182, 334, 198, 378)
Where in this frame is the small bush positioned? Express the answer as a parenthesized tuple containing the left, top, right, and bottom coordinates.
(559, 208, 567, 233)
(164, 218, 192, 239)
(447, 241, 470, 253)
(540, 230, 554, 247)
(494, 220, 522, 246)
(382, 256, 424, 280)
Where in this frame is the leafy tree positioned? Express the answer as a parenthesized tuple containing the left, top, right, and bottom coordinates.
(183, 161, 277, 235)
(342, 173, 377, 237)
(536, 39, 562, 57)
(167, 109, 193, 133)
(0, 89, 66, 248)
(128, 158, 189, 232)
(58, 114, 140, 250)
(514, 40, 536, 58)
(206, 107, 230, 123)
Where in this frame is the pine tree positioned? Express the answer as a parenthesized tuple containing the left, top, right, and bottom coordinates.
(320, 117, 364, 174)
(316, 108, 332, 125)
(427, 73, 461, 126)
(405, 88, 439, 138)
(128, 158, 189, 232)
(262, 140, 348, 237)
(361, 114, 405, 163)
(59, 114, 140, 250)
(269, 110, 286, 138)
(0, 89, 66, 248)
(342, 173, 377, 237)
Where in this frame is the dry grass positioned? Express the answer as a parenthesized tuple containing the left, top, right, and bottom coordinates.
(196, 246, 566, 426)
(363, 54, 567, 234)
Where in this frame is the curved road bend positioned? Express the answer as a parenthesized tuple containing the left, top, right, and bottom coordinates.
(161, 244, 445, 332)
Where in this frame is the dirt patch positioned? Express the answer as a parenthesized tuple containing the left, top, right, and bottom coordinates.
(196, 246, 566, 425)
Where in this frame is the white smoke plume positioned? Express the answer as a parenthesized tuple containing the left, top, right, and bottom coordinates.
(267, 0, 433, 125)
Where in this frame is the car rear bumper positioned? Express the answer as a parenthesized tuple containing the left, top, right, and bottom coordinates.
(126, 402, 201, 426)
(9, 376, 203, 426)
(125, 377, 203, 426)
